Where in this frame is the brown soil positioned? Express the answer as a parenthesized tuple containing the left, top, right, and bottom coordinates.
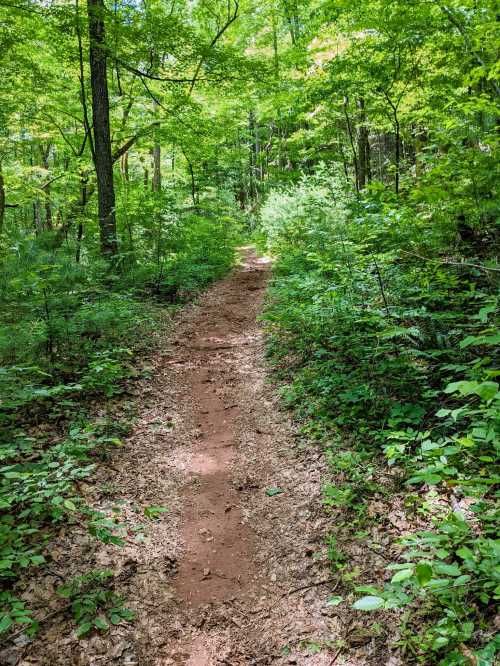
(5, 248, 387, 666)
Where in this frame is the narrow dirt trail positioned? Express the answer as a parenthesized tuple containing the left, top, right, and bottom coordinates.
(15, 248, 365, 666)
(172, 257, 264, 612)
(146, 248, 335, 664)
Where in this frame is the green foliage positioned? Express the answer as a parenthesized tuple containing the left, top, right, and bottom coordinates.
(143, 505, 168, 519)
(1, 0, 499, 659)
(0, 196, 239, 641)
(57, 570, 135, 638)
(0, 419, 129, 635)
(261, 170, 499, 664)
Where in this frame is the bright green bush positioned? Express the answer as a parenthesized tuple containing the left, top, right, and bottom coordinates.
(261, 171, 499, 665)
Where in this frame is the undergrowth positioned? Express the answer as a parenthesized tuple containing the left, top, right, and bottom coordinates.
(260, 170, 499, 665)
(0, 204, 239, 639)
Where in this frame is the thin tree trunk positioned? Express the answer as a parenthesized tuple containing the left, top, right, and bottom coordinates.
(343, 97, 359, 193)
(282, 0, 298, 44)
(357, 98, 370, 190)
(152, 146, 161, 191)
(40, 144, 53, 230)
(188, 161, 197, 207)
(248, 110, 257, 198)
(33, 201, 42, 233)
(75, 178, 87, 263)
(152, 100, 161, 192)
(382, 90, 401, 195)
(414, 127, 426, 181)
(366, 130, 372, 183)
(87, 0, 118, 256)
(0, 163, 5, 235)
(271, 9, 280, 77)
(395, 119, 400, 195)
(255, 117, 263, 180)
(120, 152, 129, 181)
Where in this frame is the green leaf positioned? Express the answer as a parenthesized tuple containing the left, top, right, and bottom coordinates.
(265, 487, 285, 497)
(326, 596, 343, 606)
(443, 380, 498, 401)
(0, 615, 13, 633)
(475, 382, 499, 401)
(353, 596, 384, 611)
(453, 575, 471, 586)
(391, 569, 413, 583)
(432, 636, 449, 650)
(63, 499, 77, 511)
(119, 608, 135, 620)
(30, 555, 45, 566)
(459, 333, 500, 348)
(421, 441, 441, 452)
(143, 505, 168, 519)
(94, 617, 109, 631)
(434, 562, 461, 577)
(76, 621, 93, 638)
(415, 563, 433, 586)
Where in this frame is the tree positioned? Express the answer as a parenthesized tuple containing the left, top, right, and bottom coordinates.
(87, 0, 118, 256)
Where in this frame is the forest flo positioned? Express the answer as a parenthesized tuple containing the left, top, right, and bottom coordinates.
(0, 0, 499, 664)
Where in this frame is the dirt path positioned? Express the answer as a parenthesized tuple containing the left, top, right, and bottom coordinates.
(13, 248, 369, 666)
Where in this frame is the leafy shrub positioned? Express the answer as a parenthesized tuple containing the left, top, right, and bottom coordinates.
(261, 170, 499, 664)
(0, 203, 240, 639)
(57, 570, 135, 638)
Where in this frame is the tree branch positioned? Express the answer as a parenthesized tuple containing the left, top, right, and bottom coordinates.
(188, 0, 239, 95)
(437, 2, 500, 97)
(399, 250, 500, 273)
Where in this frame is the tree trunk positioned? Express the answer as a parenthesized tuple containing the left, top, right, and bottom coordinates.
(343, 97, 359, 193)
(357, 98, 370, 190)
(255, 117, 263, 181)
(152, 145, 161, 191)
(0, 163, 5, 235)
(33, 201, 42, 233)
(248, 110, 258, 198)
(120, 151, 129, 181)
(414, 127, 426, 181)
(87, 0, 118, 256)
(188, 161, 197, 207)
(382, 90, 401, 195)
(365, 130, 371, 184)
(75, 176, 88, 263)
(152, 100, 161, 192)
(40, 144, 53, 230)
(394, 119, 400, 195)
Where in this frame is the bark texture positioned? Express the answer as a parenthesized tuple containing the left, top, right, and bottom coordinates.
(87, 0, 118, 256)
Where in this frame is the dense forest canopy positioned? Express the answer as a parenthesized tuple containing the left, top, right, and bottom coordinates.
(0, 0, 498, 243)
(0, 0, 498, 663)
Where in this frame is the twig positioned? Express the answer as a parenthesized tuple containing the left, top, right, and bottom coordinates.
(399, 250, 500, 273)
(283, 576, 339, 597)
(192, 342, 253, 351)
(365, 544, 393, 561)
(330, 620, 354, 664)
(373, 258, 390, 314)
(0, 605, 70, 647)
